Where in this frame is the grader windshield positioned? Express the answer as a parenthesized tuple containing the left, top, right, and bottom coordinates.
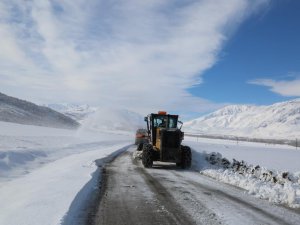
(144, 112, 180, 147)
(152, 115, 178, 129)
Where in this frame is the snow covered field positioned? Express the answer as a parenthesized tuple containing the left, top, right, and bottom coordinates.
(0, 121, 132, 225)
(185, 136, 300, 172)
(185, 137, 300, 208)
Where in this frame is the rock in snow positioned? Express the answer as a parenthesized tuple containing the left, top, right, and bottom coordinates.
(197, 151, 300, 208)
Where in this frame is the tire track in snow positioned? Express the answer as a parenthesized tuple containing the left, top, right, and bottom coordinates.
(92, 146, 300, 225)
(93, 149, 198, 225)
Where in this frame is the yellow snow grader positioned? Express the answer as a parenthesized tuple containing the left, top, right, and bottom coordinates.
(141, 111, 191, 169)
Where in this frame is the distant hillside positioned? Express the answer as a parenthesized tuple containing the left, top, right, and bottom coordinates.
(183, 99, 300, 139)
(0, 92, 80, 129)
(45, 103, 97, 122)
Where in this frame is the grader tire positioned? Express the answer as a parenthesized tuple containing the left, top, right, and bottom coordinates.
(137, 143, 143, 151)
(181, 146, 192, 169)
(142, 144, 153, 168)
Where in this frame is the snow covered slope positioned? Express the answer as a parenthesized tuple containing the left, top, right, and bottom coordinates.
(0, 92, 79, 129)
(183, 99, 300, 139)
(45, 103, 97, 122)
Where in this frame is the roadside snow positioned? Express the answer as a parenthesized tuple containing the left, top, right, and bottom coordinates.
(186, 137, 300, 208)
(0, 121, 131, 182)
(0, 143, 130, 225)
(185, 136, 300, 172)
(0, 121, 133, 225)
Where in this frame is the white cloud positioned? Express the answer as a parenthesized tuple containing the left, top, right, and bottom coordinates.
(0, 0, 269, 115)
(249, 78, 300, 97)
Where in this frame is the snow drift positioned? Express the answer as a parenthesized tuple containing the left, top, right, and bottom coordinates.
(184, 137, 300, 208)
(199, 152, 300, 208)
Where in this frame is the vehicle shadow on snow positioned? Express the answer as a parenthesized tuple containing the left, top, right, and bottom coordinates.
(135, 148, 209, 171)
(151, 163, 181, 171)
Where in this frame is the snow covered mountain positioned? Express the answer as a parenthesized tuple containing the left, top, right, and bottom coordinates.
(0, 92, 79, 129)
(183, 99, 300, 139)
(45, 103, 97, 122)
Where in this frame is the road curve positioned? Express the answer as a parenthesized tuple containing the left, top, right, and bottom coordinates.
(91, 146, 300, 225)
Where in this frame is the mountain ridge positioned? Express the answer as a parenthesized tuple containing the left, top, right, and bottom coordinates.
(184, 99, 300, 139)
(0, 92, 79, 129)
(44, 103, 97, 121)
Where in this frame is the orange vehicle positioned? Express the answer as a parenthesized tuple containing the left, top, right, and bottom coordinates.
(135, 128, 149, 150)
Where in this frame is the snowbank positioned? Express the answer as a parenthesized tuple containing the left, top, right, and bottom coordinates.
(192, 149, 300, 208)
(0, 121, 133, 225)
(0, 144, 131, 225)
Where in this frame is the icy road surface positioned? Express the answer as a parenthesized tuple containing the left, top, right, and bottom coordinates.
(92, 146, 300, 225)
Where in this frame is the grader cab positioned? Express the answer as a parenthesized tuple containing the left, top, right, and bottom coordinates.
(141, 111, 191, 169)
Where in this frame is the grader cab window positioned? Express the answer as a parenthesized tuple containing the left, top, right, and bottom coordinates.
(152, 115, 178, 128)
(153, 116, 167, 128)
(168, 117, 177, 128)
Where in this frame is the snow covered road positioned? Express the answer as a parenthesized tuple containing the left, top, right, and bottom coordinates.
(92, 146, 300, 225)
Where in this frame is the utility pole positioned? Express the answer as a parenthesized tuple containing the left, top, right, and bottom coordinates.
(296, 138, 298, 150)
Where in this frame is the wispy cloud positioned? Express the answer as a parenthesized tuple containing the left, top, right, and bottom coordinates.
(0, 0, 269, 114)
(249, 77, 300, 97)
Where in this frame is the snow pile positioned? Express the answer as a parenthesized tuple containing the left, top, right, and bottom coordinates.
(79, 107, 145, 134)
(194, 151, 300, 208)
(132, 149, 143, 160)
(184, 98, 300, 139)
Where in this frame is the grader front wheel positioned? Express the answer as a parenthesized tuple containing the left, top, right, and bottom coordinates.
(180, 146, 192, 169)
(142, 144, 153, 168)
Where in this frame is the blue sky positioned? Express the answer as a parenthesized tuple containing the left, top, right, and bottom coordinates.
(190, 0, 300, 106)
(1, 0, 299, 119)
